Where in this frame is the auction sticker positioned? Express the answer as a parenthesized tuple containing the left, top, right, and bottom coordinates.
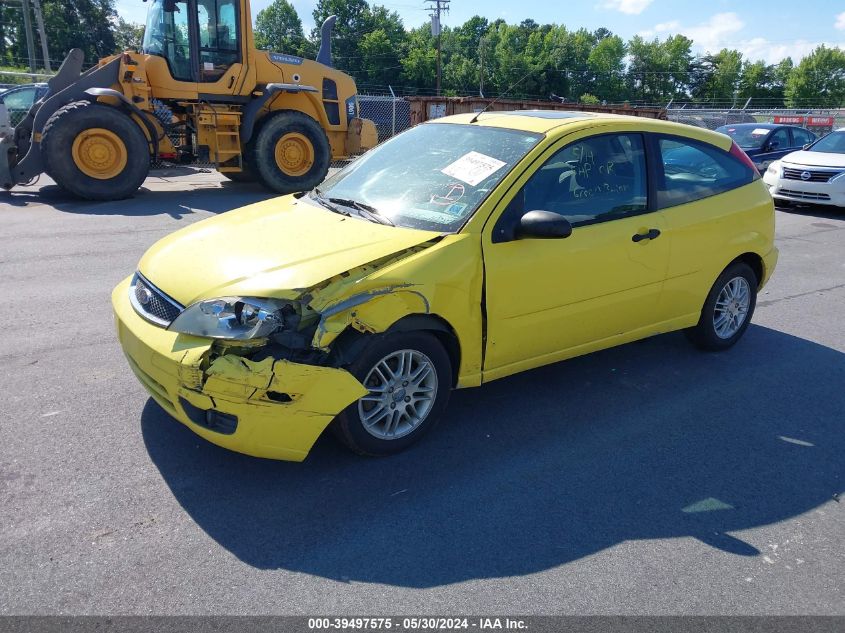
(441, 151, 506, 187)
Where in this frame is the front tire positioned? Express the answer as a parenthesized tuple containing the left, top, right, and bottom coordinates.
(686, 261, 757, 351)
(333, 332, 452, 456)
(42, 100, 150, 200)
(249, 110, 330, 194)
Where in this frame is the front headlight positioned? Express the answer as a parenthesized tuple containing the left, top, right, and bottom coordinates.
(169, 296, 287, 339)
(830, 171, 845, 183)
(766, 162, 782, 177)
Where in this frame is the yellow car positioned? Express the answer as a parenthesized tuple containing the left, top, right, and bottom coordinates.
(113, 111, 778, 461)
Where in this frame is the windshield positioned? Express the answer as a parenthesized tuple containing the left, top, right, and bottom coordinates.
(716, 125, 771, 150)
(313, 123, 542, 232)
(808, 131, 845, 154)
(142, 0, 191, 80)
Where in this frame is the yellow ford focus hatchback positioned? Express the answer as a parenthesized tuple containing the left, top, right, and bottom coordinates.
(113, 111, 778, 461)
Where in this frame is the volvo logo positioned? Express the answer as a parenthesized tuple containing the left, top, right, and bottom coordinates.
(136, 285, 153, 305)
(800, 171, 812, 181)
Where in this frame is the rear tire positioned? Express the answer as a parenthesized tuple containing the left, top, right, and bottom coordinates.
(249, 110, 330, 194)
(42, 100, 150, 200)
(685, 262, 757, 351)
(333, 332, 452, 456)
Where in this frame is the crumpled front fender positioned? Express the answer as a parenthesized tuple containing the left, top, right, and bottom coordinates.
(113, 277, 368, 461)
(311, 288, 431, 349)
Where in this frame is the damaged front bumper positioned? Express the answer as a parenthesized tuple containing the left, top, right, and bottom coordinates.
(112, 277, 368, 461)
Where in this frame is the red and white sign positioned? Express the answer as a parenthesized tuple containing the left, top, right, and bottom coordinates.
(806, 116, 836, 127)
(773, 115, 805, 124)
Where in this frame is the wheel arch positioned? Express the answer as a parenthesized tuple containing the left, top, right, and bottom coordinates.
(328, 313, 462, 388)
(82, 88, 159, 157)
(732, 252, 764, 287)
(388, 314, 462, 387)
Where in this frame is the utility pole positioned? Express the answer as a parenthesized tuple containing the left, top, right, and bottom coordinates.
(20, 0, 37, 73)
(31, 0, 51, 72)
(478, 36, 484, 97)
(426, 0, 449, 96)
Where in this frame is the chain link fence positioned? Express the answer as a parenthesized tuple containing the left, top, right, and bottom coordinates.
(329, 92, 409, 172)
(6, 67, 842, 178)
(666, 107, 845, 135)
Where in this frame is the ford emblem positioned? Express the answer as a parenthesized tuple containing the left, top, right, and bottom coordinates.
(137, 285, 153, 305)
(800, 171, 811, 181)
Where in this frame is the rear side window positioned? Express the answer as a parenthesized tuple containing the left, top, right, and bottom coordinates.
(656, 136, 755, 209)
(792, 128, 814, 147)
(769, 128, 789, 150)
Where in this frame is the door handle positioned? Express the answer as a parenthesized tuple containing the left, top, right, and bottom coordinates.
(632, 228, 661, 243)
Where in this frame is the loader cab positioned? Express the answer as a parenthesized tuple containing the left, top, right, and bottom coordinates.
(142, 0, 245, 90)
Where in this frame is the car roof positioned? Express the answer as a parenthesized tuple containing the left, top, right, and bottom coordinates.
(429, 110, 732, 150)
(717, 122, 787, 130)
(0, 82, 47, 94)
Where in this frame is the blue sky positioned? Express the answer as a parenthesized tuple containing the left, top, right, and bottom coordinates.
(115, 0, 845, 64)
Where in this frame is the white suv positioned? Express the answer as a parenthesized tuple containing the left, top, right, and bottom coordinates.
(763, 129, 845, 207)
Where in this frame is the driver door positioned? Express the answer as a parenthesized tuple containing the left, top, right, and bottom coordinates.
(195, 0, 244, 91)
(482, 130, 671, 380)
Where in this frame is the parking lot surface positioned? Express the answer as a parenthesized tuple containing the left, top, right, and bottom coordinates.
(1, 170, 843, 614)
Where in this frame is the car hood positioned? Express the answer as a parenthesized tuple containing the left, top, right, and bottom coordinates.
(781, 151, 845, 169)
(138, 195, 442, 306)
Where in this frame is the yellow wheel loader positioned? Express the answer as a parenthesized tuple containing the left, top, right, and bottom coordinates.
(0, 0, 378, 200)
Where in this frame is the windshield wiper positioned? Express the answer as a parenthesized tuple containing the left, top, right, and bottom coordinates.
(326, 196, 395, 226)
(312, 189, 354, 218)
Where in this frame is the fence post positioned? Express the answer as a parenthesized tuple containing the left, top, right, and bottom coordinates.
(389, 85, 396, 137)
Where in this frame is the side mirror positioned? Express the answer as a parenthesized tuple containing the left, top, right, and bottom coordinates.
(767, 140, 780, 151)
(516, 210, 572, 239)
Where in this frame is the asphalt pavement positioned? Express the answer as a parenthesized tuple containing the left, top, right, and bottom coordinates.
(1, 169, 842, 615)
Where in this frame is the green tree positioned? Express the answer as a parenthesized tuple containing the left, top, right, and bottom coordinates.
(400, 25, 436, 91)
(254, 0, 311, 57)
(113, 17, 144, 53)
(359, 27, 402, 86)
(627, 36, 665, 102)
(785, 46, 845, 107)
(587, 35, 626, 102)
(736, 59, 784, 104)
(690, 49, 743, 104)
(662, 35, 693, 99)
(44, 0, 117, 67)
(0, 0, 116, 68)
(312, 0, 406, 84)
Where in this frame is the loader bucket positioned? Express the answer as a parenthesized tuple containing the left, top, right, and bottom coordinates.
(2, 48, 120, 190)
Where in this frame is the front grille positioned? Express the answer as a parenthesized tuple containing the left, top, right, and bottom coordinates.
(130, 273, 183, 326)
(782, 168, 843, 182)
(778, 188, 831, 201)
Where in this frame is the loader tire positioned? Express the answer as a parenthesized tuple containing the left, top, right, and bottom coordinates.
(42, 100, 150, 201)
(250, 110, 330, 194)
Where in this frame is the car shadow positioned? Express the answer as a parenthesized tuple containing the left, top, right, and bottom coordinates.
(776, 203, 843, 220)
(0, 177, 276, 217)
(141, 325, 844, 587)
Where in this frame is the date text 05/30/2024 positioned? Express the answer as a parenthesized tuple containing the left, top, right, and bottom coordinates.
(307, 617, 528, 630)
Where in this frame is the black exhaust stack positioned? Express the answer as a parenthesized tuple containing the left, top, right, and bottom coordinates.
(316, 15, 337, 67)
